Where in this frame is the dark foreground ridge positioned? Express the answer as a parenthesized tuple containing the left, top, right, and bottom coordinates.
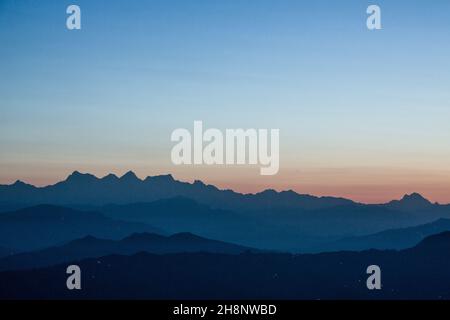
(1, 232, 450, 300)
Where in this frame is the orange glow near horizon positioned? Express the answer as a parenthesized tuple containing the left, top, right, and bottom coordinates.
(1, 165, 450, 205)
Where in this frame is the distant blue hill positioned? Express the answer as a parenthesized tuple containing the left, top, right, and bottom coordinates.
(412, 231, 450, 251)
(1, 232, 450, 300)
(99, 197, 331, 251)
(0, 232, 256, 272)
(98, 198, 441, 251)
(313, 218, 450, 252)
(0, 205, 164, 251)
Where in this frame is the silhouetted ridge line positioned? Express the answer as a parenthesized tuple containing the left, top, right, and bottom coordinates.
(0, 171, 361, 210)
(1, 232, 450, 299)
(1, 170, 441, 206)
(0, 205, 163, 251)
(0, 231, 256, 272)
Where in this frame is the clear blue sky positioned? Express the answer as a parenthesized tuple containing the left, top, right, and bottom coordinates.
(1, 0, 450, 203)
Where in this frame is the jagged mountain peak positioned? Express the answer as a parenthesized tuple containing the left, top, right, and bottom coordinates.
(193, 179, 206, 186)
(401, 192, 430, 202)
(399, 193, 432, 206)
(120, 171, 140, 181)
(145, 174, 175, 183)
(9, 180, 34, 189)
(102, 173, 119, 182)
(386, 192, 433, 211)
(65, 171, 97, 183)
(256, 189, 278, 196)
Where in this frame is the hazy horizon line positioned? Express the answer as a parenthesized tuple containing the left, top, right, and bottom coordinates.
(0, 169, 443, 206)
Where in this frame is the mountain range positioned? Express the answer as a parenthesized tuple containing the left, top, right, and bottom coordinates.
(0, 232, 255, 272)
(1, 172, 450, 300)
(2, 172, 447, 219)
(2, 171, 447, 213)
(1, 171, 450, 252)
(315, 218, 450, 252)
(1, 232, 450, 300)
(0, 205, 163, 251)
(0, 170, 360, 210)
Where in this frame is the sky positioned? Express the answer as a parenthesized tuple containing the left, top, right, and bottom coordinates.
(1, 0, 450, 203)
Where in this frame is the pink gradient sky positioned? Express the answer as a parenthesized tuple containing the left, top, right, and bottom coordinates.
(1, 1, 450, 205)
